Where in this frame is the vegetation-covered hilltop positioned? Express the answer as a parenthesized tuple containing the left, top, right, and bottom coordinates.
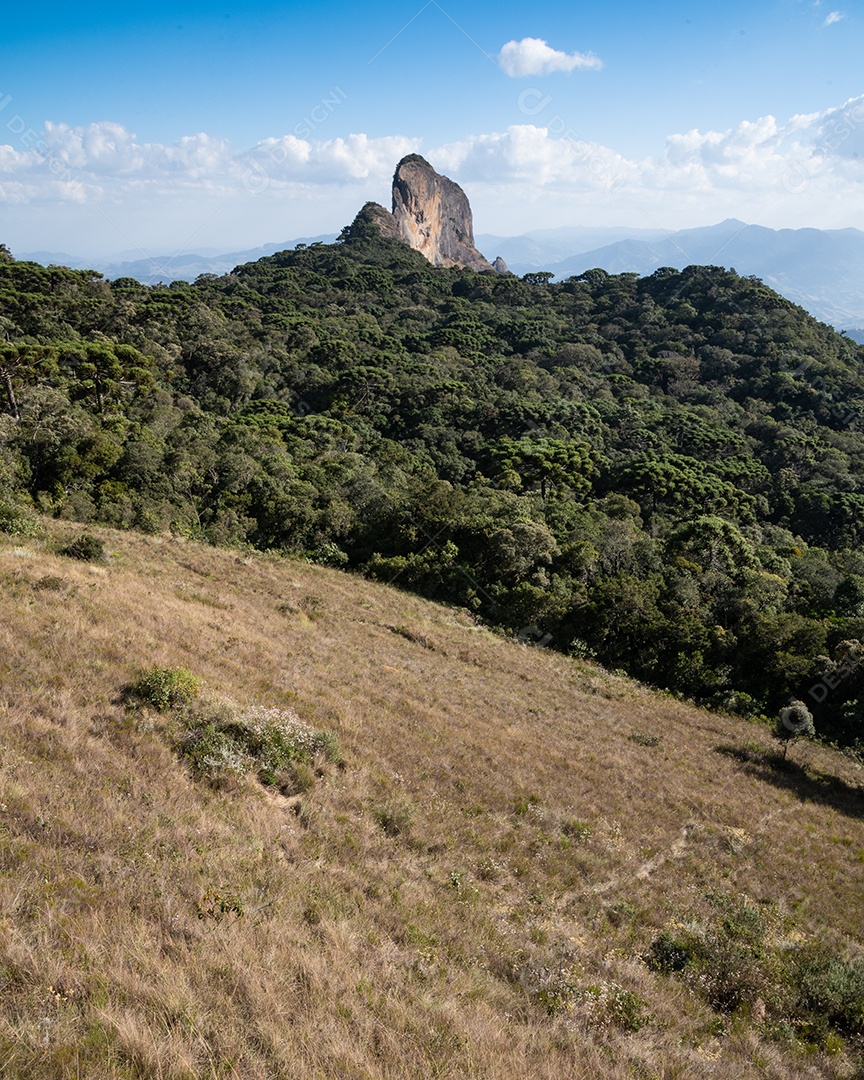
(2, 226, 864, 740)
(0, 522, 863, 1077)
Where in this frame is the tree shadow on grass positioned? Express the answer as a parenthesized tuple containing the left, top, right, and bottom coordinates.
(715, 744, 864, 823)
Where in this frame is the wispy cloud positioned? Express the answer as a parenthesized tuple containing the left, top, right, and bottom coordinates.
(498, 37, 603, 77)
(823, 10, 845, 25)
(0, 122, 420, 203)
(3, 96, 864, 247)
(5, 97, 864, 200)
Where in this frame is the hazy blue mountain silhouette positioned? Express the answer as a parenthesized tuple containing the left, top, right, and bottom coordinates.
(19, 236, 338, 284)
(499, 219, 864, 333)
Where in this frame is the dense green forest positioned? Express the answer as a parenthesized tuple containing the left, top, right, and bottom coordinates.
(2, 221, 864, 746)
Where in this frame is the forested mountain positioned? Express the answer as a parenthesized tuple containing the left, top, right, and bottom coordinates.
(3, 224, 864, 746)
(25, 220, 864, 336)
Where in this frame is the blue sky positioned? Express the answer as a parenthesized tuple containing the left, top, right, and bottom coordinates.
(1, 0, 862, 254)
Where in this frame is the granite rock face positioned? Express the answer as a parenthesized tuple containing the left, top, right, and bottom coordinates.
(355, 156, 506, 274)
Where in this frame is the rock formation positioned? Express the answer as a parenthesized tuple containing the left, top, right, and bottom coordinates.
(354, 200, 401, 244)
(354, 155, 506, 274)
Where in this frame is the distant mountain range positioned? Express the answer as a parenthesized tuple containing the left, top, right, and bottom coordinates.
(476, 220, 864, 341)
(474, 225, 669, 271)
(18, 236, 339, 286)
(18, 219, 864, 340)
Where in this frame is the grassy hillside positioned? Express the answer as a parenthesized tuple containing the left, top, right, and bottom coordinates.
(0, 521, 862, 1078)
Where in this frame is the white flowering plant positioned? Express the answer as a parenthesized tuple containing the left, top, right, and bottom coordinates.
(179, 700, 340, 785)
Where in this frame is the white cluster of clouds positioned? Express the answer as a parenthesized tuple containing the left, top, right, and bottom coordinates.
(439, 95, 864, 220)
(0, 119, 420, 201)
(1, 94, 863, 248)
(432, 125, 636, 191)
(243, 132, 420, 183)
(497, 37, 603, 77)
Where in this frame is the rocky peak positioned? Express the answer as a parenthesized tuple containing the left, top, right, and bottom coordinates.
(352, 156, 507, 274)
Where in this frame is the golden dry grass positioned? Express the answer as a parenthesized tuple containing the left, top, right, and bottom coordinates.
(0, 522, 862, 1078)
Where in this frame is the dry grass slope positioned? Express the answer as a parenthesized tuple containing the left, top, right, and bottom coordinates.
(0, 523, 862, 1078)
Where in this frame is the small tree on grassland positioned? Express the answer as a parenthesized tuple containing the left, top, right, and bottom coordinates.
(774, 698, 815, 759)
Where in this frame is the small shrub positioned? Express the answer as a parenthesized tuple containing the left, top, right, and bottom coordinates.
(477, 856, 504, 881)
(646, 894, 864, 1045)
(561, 818, 593, 841)
(647, 930, 702, 974)
(533, 971, 652, 1031)
(307, 541, 348, 567)
(182, 720, 249, 780)
(568, 638, 596, 660)
(34, 575, 64, 592)
(195, 890, 244, 923)
(629, 731, 661, 747)
(179, 701, 339, 786)
(374, 799, 413, 837)
(710, 689, 759, 717)
(514, 793, 541, 816)
(129, 666, 202, 712)
(300, 594, 325, 620)
(389, 624, 435, 649)
(607, 900, 638, 927)
(267, 761, 316, 795)
(236, 705, 341, 767)
(602, 985, 653, 1032)
(648, 904, 768, 1013)
(0, 499, 41, 538)
(534, 967, 581, 1015)
(786, 943, 864, 1037)
(60, 533, 105, 561)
